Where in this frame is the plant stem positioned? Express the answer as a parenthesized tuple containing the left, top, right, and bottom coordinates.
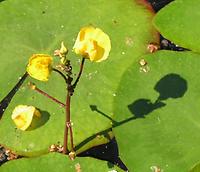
(29, 83, 65, 107)
(53, 68, 68, 84)
(72, 58, 85, 89)
(63, 85, 75, 154)
(63, 58, 85, 156)
(63, 91, 70, 154)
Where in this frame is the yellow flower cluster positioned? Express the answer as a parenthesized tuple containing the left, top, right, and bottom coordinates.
(12, 26, 111, 130)
(26, 26, 111, 82)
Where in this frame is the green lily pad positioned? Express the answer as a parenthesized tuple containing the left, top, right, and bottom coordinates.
(0, 152, 123, 172)
(0, 0, 158, 156)
(153, 0, 200, 52)
(113, 50, 200, 171)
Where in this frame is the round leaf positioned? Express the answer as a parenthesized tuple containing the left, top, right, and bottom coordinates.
(113, 50, 200, 171)
(0, 0, 158, 156)
(154, 0, 200, 52)
(0, 152, 123, 172)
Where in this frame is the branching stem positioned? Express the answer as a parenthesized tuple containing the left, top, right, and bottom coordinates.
(29, 83, 65, 108)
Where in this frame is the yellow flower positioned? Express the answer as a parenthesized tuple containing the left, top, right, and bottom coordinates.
(73, 26, 111, 62)
(27, 54, 53, 81)
(11, 105, 41, 131)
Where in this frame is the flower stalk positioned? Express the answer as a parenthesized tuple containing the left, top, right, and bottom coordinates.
(23, 26, 111, 159)
(72, 58, 85, 90)
(63, 91, 71, 154)
(28, 82, 65, 108)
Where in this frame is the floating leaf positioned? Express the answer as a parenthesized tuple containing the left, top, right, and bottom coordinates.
(0, 152, 123, 172)
(154, 0, 200, 52)
(113, 51, 200, 171)
(0, 0, 158, 156)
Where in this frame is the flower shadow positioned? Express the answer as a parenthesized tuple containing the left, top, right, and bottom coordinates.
(26, 110, 50, 131)
(128, 73, 187, 118)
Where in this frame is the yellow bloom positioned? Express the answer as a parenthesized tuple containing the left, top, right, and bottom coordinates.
(27, 54, 53, 81)
(73, 26, 111, 62)
(11, 105, 41, 131)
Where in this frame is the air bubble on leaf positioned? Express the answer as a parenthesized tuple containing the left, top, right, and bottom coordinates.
(157, 117, 161, 123)
(88, 92, 92, 96)
(125, 37, 134, 47)
(86, 73, 93, 80)
(122, 52, 125, 55)
(112, 93, 116, 97)
(28, 143, 35, 148)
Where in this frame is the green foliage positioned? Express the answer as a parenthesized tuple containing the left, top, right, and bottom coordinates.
(0, 152, 123, 172)
(113, 50, 200, 172)
(0, 0, 157, 170)
(4, 0, 200, 171)
(153, 0, 200, 53)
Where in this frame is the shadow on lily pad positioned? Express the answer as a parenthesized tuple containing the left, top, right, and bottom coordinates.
(27, 110, 50, 131)
(128, 98, 165, 118)
(155, 73, 187, 101)
(128, 73, 187, 118)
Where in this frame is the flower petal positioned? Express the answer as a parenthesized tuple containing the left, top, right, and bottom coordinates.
(73, 26, 111, 62)
(12, 105, 41, 131)
(27, 54, 53, 81)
